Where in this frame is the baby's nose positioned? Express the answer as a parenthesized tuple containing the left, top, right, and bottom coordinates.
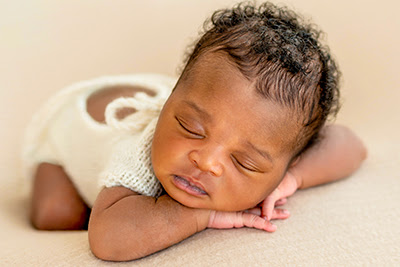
(188, 148, 224, 177)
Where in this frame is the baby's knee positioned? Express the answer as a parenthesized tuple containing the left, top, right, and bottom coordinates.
(31, 163, 90, 230)
(31, 198, 89, 230)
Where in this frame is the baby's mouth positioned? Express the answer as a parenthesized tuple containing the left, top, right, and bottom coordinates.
(173, 175, 208, 196)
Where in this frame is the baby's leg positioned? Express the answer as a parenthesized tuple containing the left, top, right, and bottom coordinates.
(31, 163, 91, 230)
(30, 85, 153, 230)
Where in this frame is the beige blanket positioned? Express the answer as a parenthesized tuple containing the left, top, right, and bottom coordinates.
(1, 0, 399, 265)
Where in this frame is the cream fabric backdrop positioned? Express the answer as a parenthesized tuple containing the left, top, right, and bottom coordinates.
(1, 0, 399, 265)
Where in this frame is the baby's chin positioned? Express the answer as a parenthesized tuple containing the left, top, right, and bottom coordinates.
(159, 179, 260, 211)
(167, 191, 209, 209)
(170, 193, 257, 212)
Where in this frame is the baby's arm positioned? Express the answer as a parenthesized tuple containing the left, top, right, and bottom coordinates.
(88, 186, 208, 261)
(261, 124, 367, 219)
(89, 186, 281, 261)
(293, 124, 367, 188)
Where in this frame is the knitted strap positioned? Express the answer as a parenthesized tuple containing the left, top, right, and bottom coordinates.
(105, 91, 167, 133)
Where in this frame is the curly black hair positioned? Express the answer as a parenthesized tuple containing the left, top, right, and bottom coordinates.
(180, 1, 341, 157)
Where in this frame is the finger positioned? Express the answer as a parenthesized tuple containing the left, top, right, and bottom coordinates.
(270, 208, 290, 220)
(261, 197, 276, 221)
(275, 198, 287, 207)
(240, 213, 277, 232)
(244, 207, 262, 216)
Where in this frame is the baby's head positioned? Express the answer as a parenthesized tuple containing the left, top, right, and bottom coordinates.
(151, 2, 340, 211)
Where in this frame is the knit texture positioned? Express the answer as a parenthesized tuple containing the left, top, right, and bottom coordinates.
(101, 118, 163, 197)
(21, 73, 175, 204)
(100, 75, 172, 197)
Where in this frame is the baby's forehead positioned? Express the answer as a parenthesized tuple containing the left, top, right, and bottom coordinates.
(181, 51, 246, 83)
(180, 52, 299, 121)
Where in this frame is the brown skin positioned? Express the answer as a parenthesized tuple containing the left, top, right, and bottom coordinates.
(89, 187, 210, 261)
(86, 85, 154, 122)
(89, 56, 293, 260)
(260, 124, 367, 220)
(294, 124, 367, 189)
(88, 55, 366, 261)
(31, 163, 90, 230)
(30, 85, 149, 230)
(30, 55, 367, 261)
(151, 55, 300, 211)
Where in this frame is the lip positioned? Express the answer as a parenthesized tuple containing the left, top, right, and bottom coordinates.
(172, 175, 208, 196)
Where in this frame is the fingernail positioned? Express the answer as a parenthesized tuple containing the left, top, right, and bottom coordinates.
(283, 210, 289, 214)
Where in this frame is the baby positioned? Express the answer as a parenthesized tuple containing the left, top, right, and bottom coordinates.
(23, 1, 367, 261)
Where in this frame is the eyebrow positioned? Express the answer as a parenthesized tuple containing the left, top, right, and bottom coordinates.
(183, 100, 212, 122)
(246, 140, 274, 164)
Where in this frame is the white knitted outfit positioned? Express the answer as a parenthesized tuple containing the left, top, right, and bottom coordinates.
(21, 74, 176, 206)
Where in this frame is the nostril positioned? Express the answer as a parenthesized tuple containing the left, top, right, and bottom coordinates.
(209, 164, 223, 177)
(188, 150, 223, 176)
(188, 151, 199, 167)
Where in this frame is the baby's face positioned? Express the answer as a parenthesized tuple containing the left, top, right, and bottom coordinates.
(152, 55, 299, 211)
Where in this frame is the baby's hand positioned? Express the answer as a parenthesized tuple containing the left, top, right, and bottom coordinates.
(207, 206, 289, 232)
(260, 170, 300, 221)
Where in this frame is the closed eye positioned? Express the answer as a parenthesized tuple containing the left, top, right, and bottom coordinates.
(175, 116, 204, 137)
(232, 155, 258, 172)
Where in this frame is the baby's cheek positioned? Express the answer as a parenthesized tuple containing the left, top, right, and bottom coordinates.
(242, 175, 282, 207)
(220, 183, 264, 211)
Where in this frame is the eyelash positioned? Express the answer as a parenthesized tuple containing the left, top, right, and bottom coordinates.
(232, 156, 257, 172)
(176, 117, 203, 137)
